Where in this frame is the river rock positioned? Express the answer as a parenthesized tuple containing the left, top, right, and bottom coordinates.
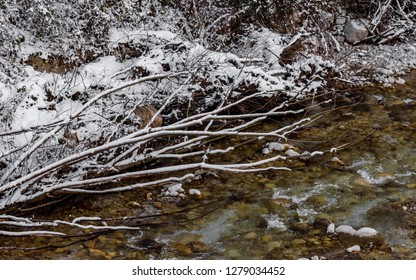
(169, 242, 193, 256)
(335, 225, 385, 247)
(344, 19, 368, 43)
(267, 241, 282, 251)
(260, 234, 273, 243)
(88, 248, 109, 259)
(187, 241, 209, 253)
(244, 232, 258, 240)
(291, 238, 306, 246)
(313, 216, 332, 232)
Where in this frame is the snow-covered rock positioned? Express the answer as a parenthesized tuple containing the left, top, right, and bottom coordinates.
(165, 183, 185, 197)
(356, 227, 378, 237)
(344, 19, 368, 43)
(327, 223, 335, 234)
(188, 188, 202, 199)
(285, 149, 300, 157)
(335, 225, 356, 235)
(346, 245, 361, 253)
(268, 142, 285, 152)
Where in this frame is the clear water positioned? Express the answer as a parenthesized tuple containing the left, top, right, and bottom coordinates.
(1, 71, 415, 259)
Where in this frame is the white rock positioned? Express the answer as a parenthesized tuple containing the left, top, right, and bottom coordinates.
(169, 191, 179, 197)
(347, 245, 361, 253)
(327, 223, 335, 234)
(396, 78, 405, 84)
(262, 148, 271, 154)
(356, 227, 378, 237)
(268, 142, 285, 151)
(335, 225, 356, 235)
(285, 149, 300, 157)
(300, 151, 311, 160)
(330, 156, 340, 162)
(168, 183, 184, 193)
(188, 189, 201, 196)
(310, 255, 319, 260)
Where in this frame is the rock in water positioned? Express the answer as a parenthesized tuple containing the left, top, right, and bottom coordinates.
(344, 19, 368, 44)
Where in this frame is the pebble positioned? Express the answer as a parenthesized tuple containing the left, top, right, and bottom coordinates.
(308, 238, 322, 246)
(107, 252, 117, 258)
(328, 156, 346, 170)
(299, 151, 311, 160)
(347, 245, 361, 253)
(336, 225, 356, 235)
(84, 240, 96, 248)
(244, 232, 258, 240)
(291, 239, 306, 246)
(353, 178, 373, 188)
(285, 149, 300, 157)
(188, 241, 209, 253)
(327, 223, 335, 234)
(267, 241, 282, 251)
(264, 182, 276, 189)
(54, 248, 65, 253)
(169, 242, 193, 256)
(88, 248, 109, 259)
(257, 177, 269, 183)
(268, 142, 285, 151)
(406, 183, 416, 189)
(292, 222, 310, 233)
(260, 234, 273, 243)
(227, 249, 241, 258)
(356, 227, 378, 237)
(188, 188, 202, 199)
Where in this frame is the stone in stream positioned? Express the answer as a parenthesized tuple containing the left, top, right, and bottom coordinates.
(313, 216, 332, 232)
(187, 241, 209, 253)
(335, 224, 385, 247)
(169, 242, 193, 256)
(88, 248, 110, 259)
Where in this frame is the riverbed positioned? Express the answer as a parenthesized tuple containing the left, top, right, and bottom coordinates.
(1, 71, 415, 260)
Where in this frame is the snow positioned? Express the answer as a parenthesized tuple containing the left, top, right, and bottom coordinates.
(356, 227, 378, 237)
(335, 224, 378, 237)
(327, 223, 335, 234)
(285, 149, 300, 157)
(188, 189, 201, 196)
(268, 142, 285, 151)
(335, 225, 356, 235)
(1, 0, 415, 219)
(347, 245, 361, 253)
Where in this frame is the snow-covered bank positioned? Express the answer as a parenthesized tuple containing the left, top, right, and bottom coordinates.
(0, 0, 415, 216)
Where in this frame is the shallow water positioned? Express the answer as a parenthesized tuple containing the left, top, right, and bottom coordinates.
(1, 71, 415, 260)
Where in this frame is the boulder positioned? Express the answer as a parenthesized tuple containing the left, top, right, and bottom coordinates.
(344, 19, 369, 44)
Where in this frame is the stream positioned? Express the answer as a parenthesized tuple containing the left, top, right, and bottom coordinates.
(1, 71, 415, 260)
